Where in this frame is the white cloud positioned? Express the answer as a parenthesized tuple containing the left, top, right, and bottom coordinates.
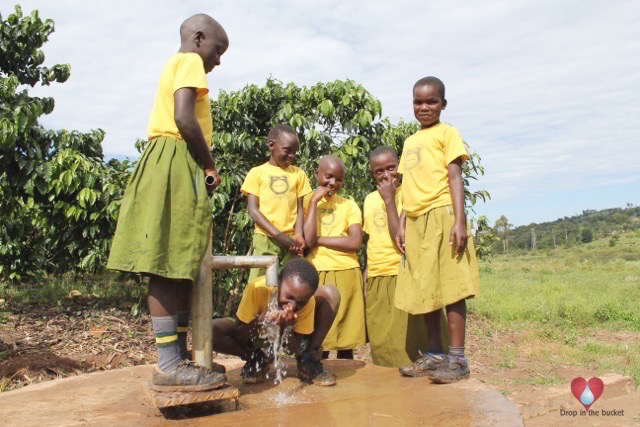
(11, 0, 640, 224)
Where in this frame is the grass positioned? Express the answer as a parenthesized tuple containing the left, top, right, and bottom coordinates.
(470, 231, 640, 385)
(0, 272, 146, 307)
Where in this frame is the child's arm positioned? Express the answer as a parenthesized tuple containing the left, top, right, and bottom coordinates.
(247, 194, 300, 252)
(292, 197, 306, 256)
(395, 210, 406, 254)
(317, 224, 362, 253)
(447, 157, 468, 255)
(174, 88, 220, 193)
(303, 187, 332, 248)
(377, 177, 400, 244)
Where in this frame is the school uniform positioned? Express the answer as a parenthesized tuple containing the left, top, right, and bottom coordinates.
(108, 53, 212, 281)
(395, 123, 481, 314)
(241, 162, 312, 282)
(304, 193, 366, 350)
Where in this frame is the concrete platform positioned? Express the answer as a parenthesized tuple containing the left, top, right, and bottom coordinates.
(0, 359, 523, 426)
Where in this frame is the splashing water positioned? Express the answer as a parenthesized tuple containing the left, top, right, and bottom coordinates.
(257, 293, 294, 385)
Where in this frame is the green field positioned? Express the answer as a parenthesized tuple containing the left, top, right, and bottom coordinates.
(469, 231, 640, 387)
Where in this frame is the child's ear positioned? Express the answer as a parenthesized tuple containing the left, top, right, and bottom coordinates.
(267, 140, 275, 151)
(194, 31, 205, 47)
(442, 99, 447, 110)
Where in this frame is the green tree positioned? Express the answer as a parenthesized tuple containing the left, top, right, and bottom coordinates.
(203, 78, 489, 314)
(494, 214, 513, 254)
(0, 6, 128, 280)
(581, 228, 593, 243)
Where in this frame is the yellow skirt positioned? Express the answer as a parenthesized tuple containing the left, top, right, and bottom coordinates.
(366, 275, 432, 367)
(395, 205, 481, 314)
(319, 268, 366, 350)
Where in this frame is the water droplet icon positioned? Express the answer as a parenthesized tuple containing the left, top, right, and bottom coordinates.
(580, 385, 595, 405)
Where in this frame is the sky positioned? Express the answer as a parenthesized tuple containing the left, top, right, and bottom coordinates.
(10, 0, 640, 226)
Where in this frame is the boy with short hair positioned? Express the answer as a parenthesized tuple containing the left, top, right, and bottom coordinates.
(363, 146, 434, 368)
(396, 76, 481, 383)
(241, 125, 312, 282)
(212, 258, 340, 386)
(107, 14, 228, 391)
(303, 155, 365, 359)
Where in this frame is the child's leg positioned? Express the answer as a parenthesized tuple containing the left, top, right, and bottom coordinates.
(297, 285, 340, 386)
(176, 282, 192, 359)
(308, 285, 341, 358)
(148, 275, 182, 372)
(425, 311, 445, 355)
(211, 318, 248, 358)
(445, 299, 466, 355)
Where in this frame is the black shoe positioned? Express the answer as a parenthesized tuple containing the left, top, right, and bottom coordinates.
(152, 360, 227, 392)
(297, 353, 337, 386)
(241, 350, 272, 384)
(427, 355, 470, 384)
(399, 351, 445, 377)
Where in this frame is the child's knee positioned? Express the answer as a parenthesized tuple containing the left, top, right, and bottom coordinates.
(316, 284, 341, 311)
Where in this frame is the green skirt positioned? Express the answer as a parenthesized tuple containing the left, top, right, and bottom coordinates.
(319, 268, 366, 350)
(248, 233, 296, 283)
(107, 136, 211, 281)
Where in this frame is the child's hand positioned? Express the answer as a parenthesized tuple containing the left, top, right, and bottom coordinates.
(267, 306, 297, 326)
(311, 186, 332, 203)
(274, 232, 297, 251)
(449, 221, 468, 255)
(376, 176, 397, 204)
(204, 168, 221, 195)
(291, 234, 306, 256)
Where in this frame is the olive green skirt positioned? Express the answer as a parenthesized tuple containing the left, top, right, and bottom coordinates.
(107, 136, 211, 281)
(247, 233, 296, 283)
(396, 206, 481, 314)
(320, 268, 366, 350)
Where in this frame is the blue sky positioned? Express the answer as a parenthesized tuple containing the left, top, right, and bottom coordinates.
(12, 0, 640, 226)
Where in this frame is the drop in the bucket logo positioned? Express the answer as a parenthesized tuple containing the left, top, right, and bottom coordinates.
(571, 377, 604, 410)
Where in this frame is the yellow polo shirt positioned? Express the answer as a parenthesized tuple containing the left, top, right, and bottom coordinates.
(398, 122, 468, 217)
(236, 277, 315, 335)
(363, 187, 402, 277)
(240, 163, 312, 236)
(147, 52, 213, 146)
(303, 193, 362, 271)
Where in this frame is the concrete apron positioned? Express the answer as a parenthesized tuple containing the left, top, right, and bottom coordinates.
(0, 359, 523, 426)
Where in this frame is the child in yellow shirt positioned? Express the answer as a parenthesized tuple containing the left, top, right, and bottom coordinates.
(108, 14, 228, 392)
(212, 258, 340, 386)
(303, 155, 365, 359)
(363, 147, 433, 368)
(396, 76, 481, 383)
(241, 125, 312, 282)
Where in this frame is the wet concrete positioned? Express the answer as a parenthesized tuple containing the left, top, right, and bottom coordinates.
(0, 359, 523, 426)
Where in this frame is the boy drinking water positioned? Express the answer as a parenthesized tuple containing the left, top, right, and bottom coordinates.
(396, 77, 481, 383)
(363, 147, 431, 368)
(107, 14, 228, 391)
(303, 155, 365, 359)
(241, 125, 312, 282)
(211, 258, 340, 386)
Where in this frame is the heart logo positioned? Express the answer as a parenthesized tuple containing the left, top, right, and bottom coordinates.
(571, 377, 604, 410)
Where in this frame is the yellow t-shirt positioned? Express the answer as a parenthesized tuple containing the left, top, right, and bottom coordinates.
(240, 163, 313, 236)
(303, 193, 362, 271)
(363, 187, 402, 277)
(398, 122, 468, 217)
(147, 52, 213, 146)
(236, 277, 315, 335)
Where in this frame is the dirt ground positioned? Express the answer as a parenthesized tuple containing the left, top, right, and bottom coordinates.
(0, 297, 634, 398)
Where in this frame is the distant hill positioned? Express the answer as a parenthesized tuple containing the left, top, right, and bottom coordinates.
(493, 205, 640, 253)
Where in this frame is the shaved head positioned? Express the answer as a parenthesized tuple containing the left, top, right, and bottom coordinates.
(180, 14, 225, 41)
(318, 155, 345, 173)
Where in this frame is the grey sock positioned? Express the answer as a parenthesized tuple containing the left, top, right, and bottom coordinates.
(177, 311, 190, 359)
(448, 346, 465, 361)
(152, 315, 182, 372)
